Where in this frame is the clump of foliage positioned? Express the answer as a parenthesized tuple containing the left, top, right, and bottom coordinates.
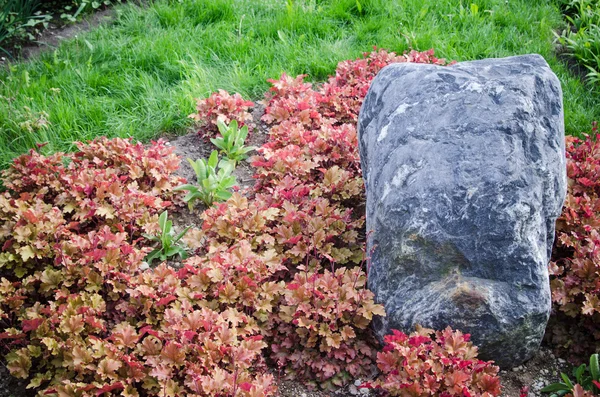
(0, 138, 276, 396)
(556, 0, 600, 86)
(191, 89, 254, 138)
(267, 266, 385, 390)
(0, 137, 185, 278)
(549, 122, 600, 356)
(371, 327, 501, 397)
(0, 0, 50, 55)
(174, 150, 237, 208)
(212, 119, 257, 164)
(542, 353, 600, 397)
(143, 210, 189, 263)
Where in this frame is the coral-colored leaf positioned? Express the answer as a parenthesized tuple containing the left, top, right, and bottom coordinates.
(21, 319, 43, 332)
(95, 382, 124, 396)
(156, 296, 177, 306)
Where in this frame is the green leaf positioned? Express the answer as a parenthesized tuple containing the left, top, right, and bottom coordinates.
(217, 119, 229, 136)
(215, 190, 233, 201)
(590, 354, 599, 381)
(574, 364, 586, 384)
(145, 248, 161, 263)
(208, 150, 219, 168)
(173, 184, 197, 192)
(19, 245, 35, 262)
(164, 220, 173, 236)
(202, 194, 215, 206)
(210, 137, 225, 150)
(158, 211, 168, 232)
(186, 200, 195, 211)
(238, 124, 248, 140)
(187, 158, 201, 177)
(176, 248, 188, 260)
(220, 176, 237, 189)
(238, 145, 257, 155)
(277, 29, 288, 43)
(219, 159, 235, 175)
(541, 383, 572, 393)
(73, 1, 88, 18)
(14, 266, 27, 278)
(183, 190, 200, 203)
(198, 160, 208, 180)
(142, 233, 160, 243)
(561, 373, 574, 389)
(164, 246, 180, 257)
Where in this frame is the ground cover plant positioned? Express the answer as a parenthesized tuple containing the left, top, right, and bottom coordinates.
(0, 48, 505, 397)
(211, 120, 257, 165)
(548, 121, 600, 366)
(1, 0, 600, 170)
(373, 327, 501, 396)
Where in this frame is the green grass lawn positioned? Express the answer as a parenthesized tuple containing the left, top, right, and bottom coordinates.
(0, 0, 598, 169)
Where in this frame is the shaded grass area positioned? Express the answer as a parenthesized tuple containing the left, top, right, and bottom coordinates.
(0, 0, 598, 168)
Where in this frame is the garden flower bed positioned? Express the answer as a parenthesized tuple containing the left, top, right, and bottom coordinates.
(0, 48, 598, 397)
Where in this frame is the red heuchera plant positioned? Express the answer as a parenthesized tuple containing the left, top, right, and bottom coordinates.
(565, 385, 596, 397)
(0, 139, 276, 396)
(0, 137, 184, 279)
(548, 124, 600, 357)
(373, 327, 501, 397)
(178, 238, 286, 323)
(319, 48, 452, 124)
(267, 266, 384, 390)
(197, 48, 454, 388)
(550, 125, 600, 318)
(202, 192, 364, 267)
(190, 89, 255, 137)
(7, 262, 276, 396)
(261, 48, 451, 127)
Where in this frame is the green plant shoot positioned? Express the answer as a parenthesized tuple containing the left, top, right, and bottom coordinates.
(211, 119, 257, 164)
(174, 150, 237, 209)
(143, 210, 190, 264)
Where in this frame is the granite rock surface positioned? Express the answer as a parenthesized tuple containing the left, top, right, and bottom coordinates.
(358, 54, 566, 368)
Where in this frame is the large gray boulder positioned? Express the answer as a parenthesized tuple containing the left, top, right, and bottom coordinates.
(358, 54, 566, 368)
